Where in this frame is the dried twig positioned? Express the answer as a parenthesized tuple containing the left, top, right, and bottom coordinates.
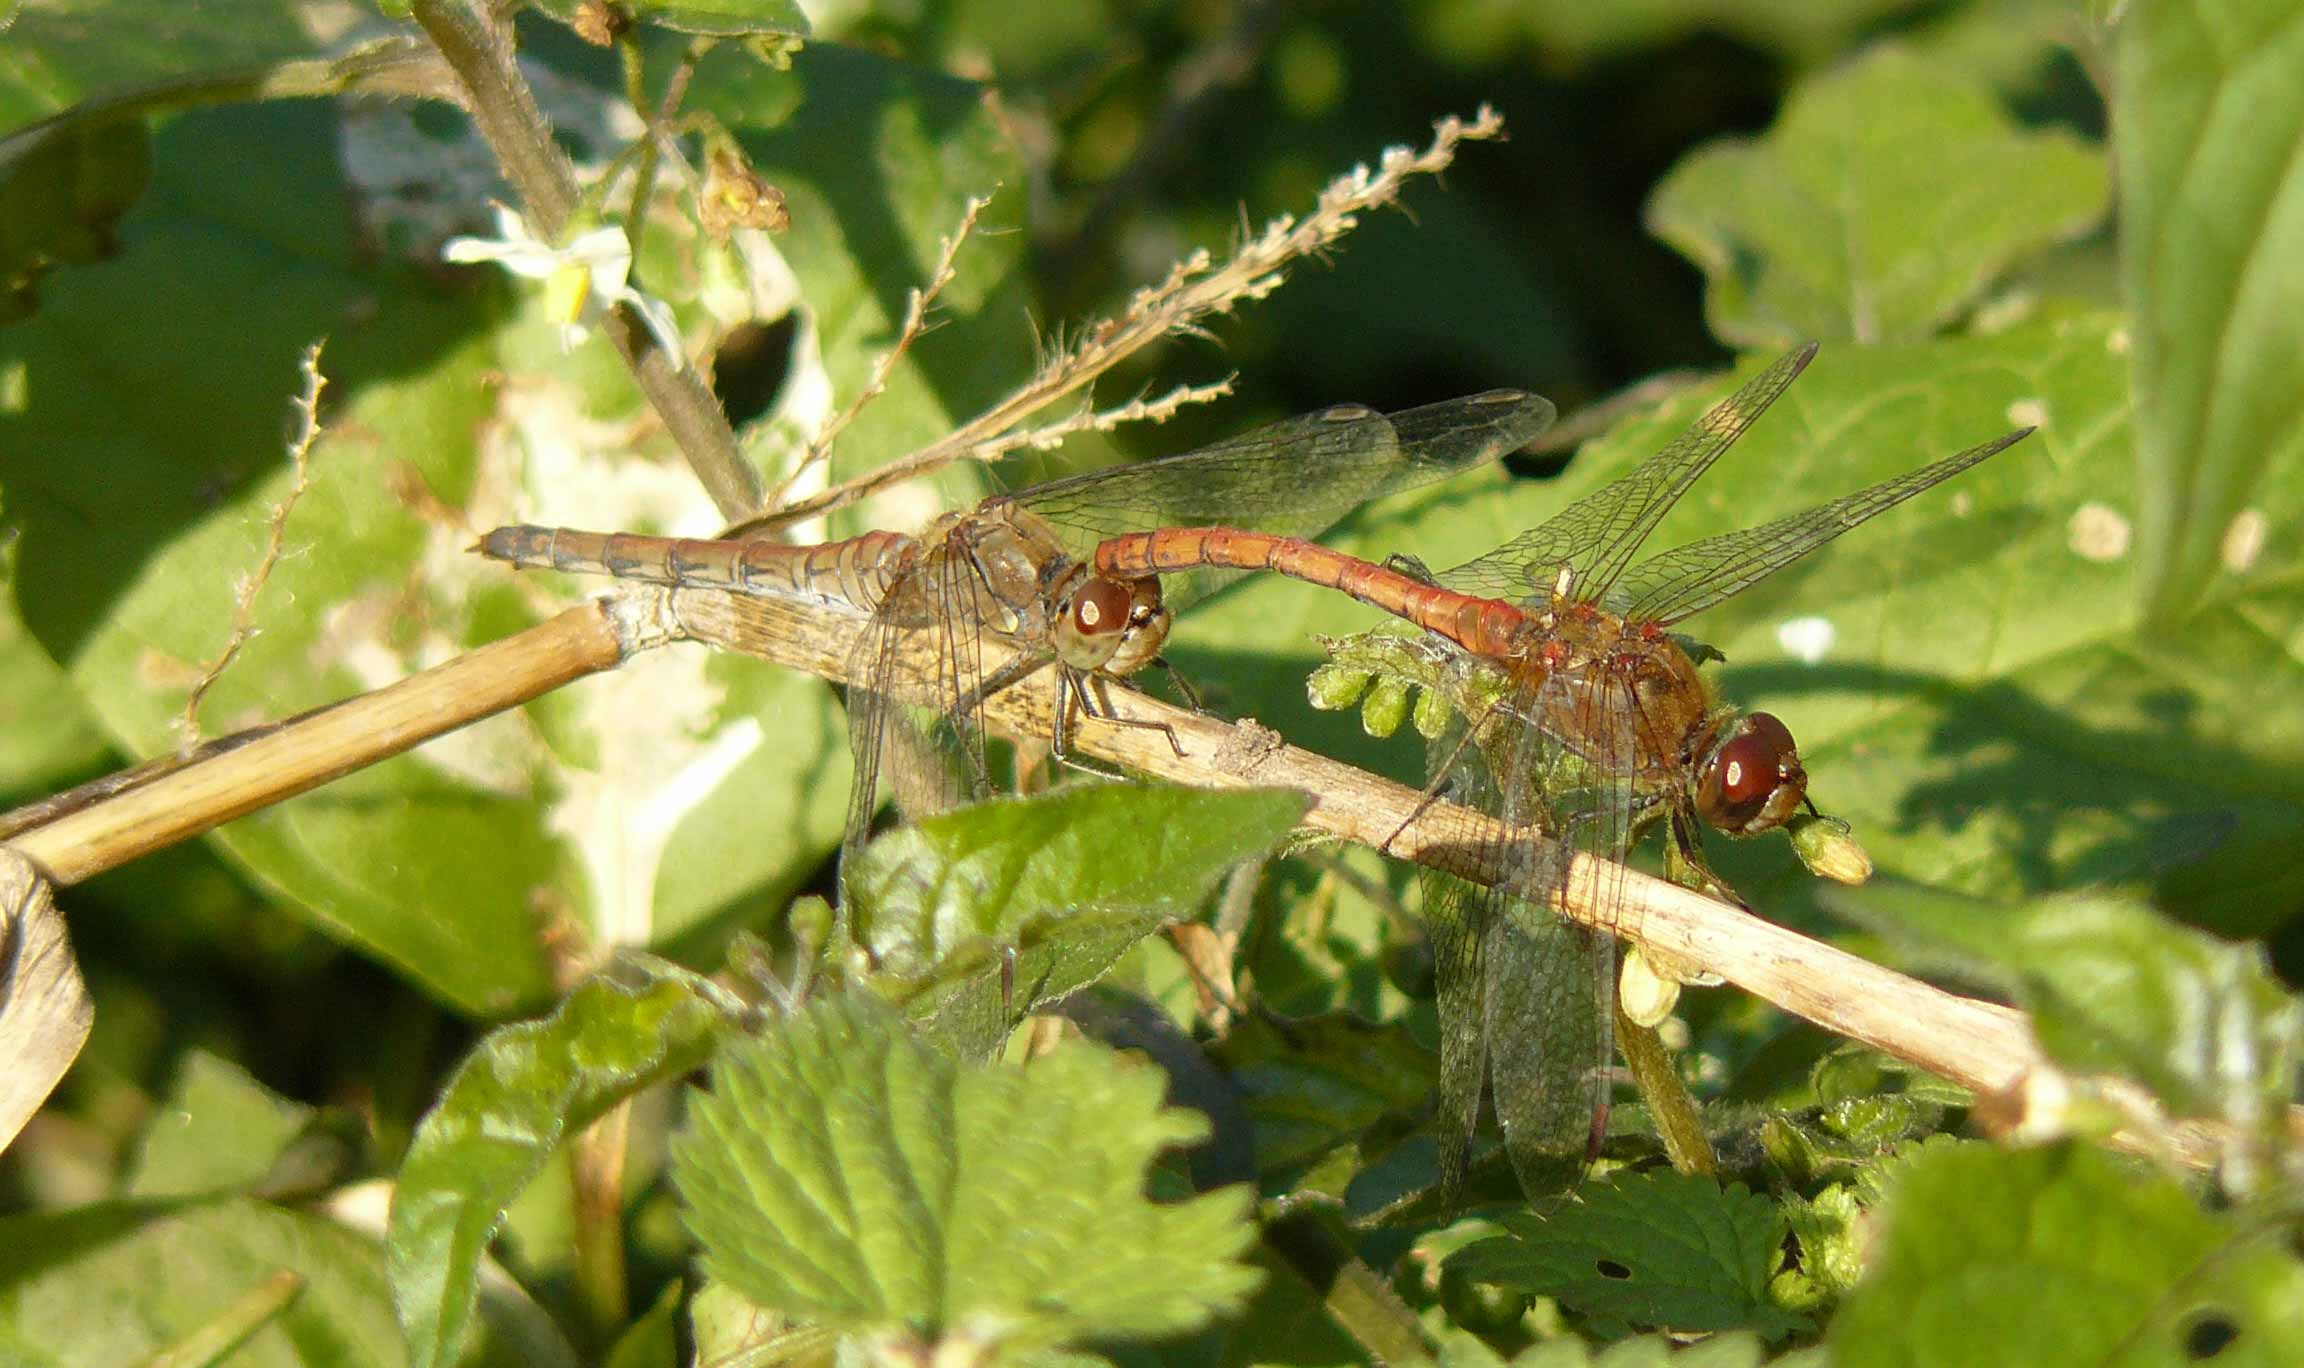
(176, 342, 327, 752)
(761, 193, 997, 513)
(757, 106, 1507, 530)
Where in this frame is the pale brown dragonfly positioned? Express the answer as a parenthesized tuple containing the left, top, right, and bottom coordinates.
(1097, 345, 2033, 1201)
(480, 389, 1556, 886)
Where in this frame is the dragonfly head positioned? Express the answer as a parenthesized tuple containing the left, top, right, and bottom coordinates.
(1052, 572, 1170, 677)
(1694, 711, 1807, 836)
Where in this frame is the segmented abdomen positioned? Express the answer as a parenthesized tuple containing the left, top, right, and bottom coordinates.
(478, 525, 915, 611)
(1094, 526, 1526, 656)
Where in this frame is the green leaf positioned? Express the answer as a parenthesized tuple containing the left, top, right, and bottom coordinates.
(843, 783, 1308, 1051)
(1647, 47, 2109, 347)
(0, 1196, 572, 1367)
(1822, 885, 2302, 1164)
(0, 112, 151, 323)
(1830, 1143, 2304, 1364)
(2117, 0, 2304, 618)
(123, 1049, 316, 1198)
(533, 0, 811, 38)
(387, 959, 739, 1368)
(671, 993, 1261, 1359)
(1448, 1171, 1807, 1341)
(1209, 1010, 1433, 1176)
(602, 1279, 684, 1368)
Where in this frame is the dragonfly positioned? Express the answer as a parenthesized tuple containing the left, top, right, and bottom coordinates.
(1096, 344, 2033, 1200)
(478, 388, 1556, 889)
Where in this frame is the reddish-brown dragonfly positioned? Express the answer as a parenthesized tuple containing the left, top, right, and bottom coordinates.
(1098, 345, 2033, 1200)
(480, 389, 1555, 884)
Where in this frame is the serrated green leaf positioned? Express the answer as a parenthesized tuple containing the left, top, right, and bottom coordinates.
(533, 0, 810, 38)
(1449, 1170, 1806, 1340)
(123, 1049, 315, 1198)
(1821, 885, 2302, 1163)
(1647, 47, 2108, 347)
(671, 993, 1260, 1359)
(1831, 1143, 2304, 1364)
(1211, 1010, 1434, 1175)
(388, 959, 739, 1368)
(843, 783, 1307, 1051)
(2118, 0, 2304, 618)
(0, 1196, 571, 1367)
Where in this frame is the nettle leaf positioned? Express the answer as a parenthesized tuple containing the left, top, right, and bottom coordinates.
(844, 783, 1308, 1052)
(388, 959, 740, 1368)
(672, 993, 1261, 1360)
(1210, 1010, 1433, 1177)
(0, 1196, 570, 1367)
(1647, 47, 2109, 347)
(2118, 0, 2304, 618)
(1831, 1143, 2304, 1364)
(1448, 1170, 1807, 1341)
(1824, 884, 2302, 1160)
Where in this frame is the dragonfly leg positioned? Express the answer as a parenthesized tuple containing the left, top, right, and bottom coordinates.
(1151, 656, 1207, 715)
(1072, 673, 1189, 758)
(1381, 698, 1504, 855)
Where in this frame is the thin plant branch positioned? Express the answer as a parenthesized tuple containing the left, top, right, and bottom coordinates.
(762, 192, 996, 513)
(756, 106, 1507, 530)
(177, 341, 327, 751)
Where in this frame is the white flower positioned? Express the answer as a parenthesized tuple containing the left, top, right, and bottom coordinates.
(443, 205, 688, 369)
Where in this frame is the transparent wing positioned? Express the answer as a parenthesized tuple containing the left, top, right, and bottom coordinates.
(1019, 389, 1556, 557)
(1475, 655, 1640, 1206)
(1439, 345, 1818, 605)
(837, 542, 1012, 894)
(1611, 427, 2032, 626)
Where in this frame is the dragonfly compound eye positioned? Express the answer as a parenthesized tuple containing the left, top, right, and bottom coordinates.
(1071, 577, 1133, 639)
(1700, 711, 1807, 835)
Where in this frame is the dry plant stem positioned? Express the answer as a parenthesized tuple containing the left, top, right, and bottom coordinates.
(664, 586, 2228, 1169)
(179, 343, 327, 749)
(4, 605, 626, 885)
(760, 106, 1506, 529)
(408, 0, 760, 521)
(1616, 1006, 1716, 1178)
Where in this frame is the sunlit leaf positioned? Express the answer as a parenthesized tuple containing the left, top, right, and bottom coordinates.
(843, 783, 1307, 1052)
(123, 1050, 316, 1198)
(387, 959, 739, 1368)
(0, 1196, 572, 1367)
(672, 993, 1260, 1360)
(1831, 1143, 2304, 1364)
(1449, 1170, 1807, 1340)
(2117, 0, 2304, 619)
(1648, 47, 2109, 347)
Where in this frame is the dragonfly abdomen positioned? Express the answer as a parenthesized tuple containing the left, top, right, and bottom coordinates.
(477, 525, 916, 610)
